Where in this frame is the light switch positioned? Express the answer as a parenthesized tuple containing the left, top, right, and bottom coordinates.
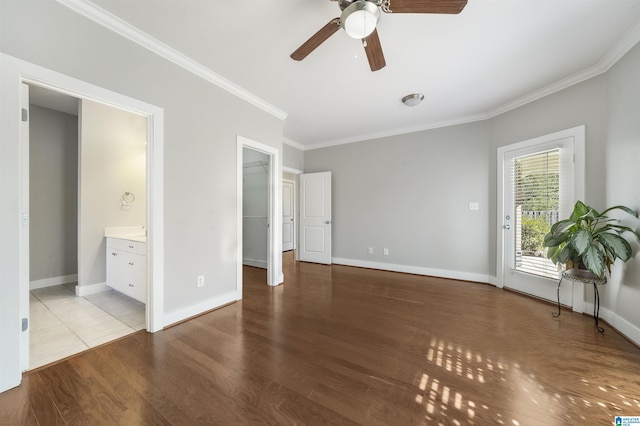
(469, 202, 479, 211)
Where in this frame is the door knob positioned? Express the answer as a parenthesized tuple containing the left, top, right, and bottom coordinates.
(325, 220, 331, 225)
(503, 224, 511, 230)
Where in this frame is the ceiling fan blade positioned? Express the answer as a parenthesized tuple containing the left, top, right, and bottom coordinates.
(382, 0, 467, 14)
(290, 18, 340, 61)
(363, 29, 385, 71)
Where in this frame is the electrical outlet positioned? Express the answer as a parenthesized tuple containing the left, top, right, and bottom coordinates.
(383, 248, 389, 256)
(368, 247, 373, 255)
(197, 275, 205, 288)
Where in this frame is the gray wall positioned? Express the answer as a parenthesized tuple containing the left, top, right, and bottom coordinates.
(603, 42, 640, 332)
(0, 1, 283, 321)
(489, 75, 608, 277)
(29, 105, 78, 283)
(79, 99, 147, 288)
(305, 42, 640, 340)
(305, 122, 491, 277)
(283, 142, 304, 171)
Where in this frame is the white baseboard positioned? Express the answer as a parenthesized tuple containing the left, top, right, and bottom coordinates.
(75, 282, 109, 297)
(29, 274, 78, 290)
(331, 258, 490, 284)
(243, 258, 267, 269)
(583, 302, 640, 346)
(164, 291, 237, 327)
(487, 275, 500, 287)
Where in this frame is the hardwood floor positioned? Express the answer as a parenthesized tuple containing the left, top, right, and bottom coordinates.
(2, 251, 640, 425)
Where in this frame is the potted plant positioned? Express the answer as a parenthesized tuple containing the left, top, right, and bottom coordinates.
(543, 201, 640, 280)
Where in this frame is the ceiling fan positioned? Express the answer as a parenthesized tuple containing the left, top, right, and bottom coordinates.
(290, 0, 467, 72)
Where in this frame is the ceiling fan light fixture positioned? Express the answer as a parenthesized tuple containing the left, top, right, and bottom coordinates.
(402, 93, 425, 107)
(340, 1, 380, 39)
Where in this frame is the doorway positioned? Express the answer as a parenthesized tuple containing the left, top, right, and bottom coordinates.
(236, 136, 283, 298)
(282, 178, 295, 252)
(497, 126, 585, 305)
(242, 148, 269, 269)
(27, 84, 148, 369)
(3, 63, 164, 391)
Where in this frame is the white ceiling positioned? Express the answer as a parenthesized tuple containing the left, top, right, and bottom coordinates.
(80, 0, 640, 149)
(29, 84, 79, 116)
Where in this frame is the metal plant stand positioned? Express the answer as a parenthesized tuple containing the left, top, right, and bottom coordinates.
(553, 269, 607, 333)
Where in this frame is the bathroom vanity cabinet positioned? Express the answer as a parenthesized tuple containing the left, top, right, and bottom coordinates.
(106, 237, 147, 304)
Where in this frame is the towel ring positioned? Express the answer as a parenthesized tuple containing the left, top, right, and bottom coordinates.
(122, 191, 136, 203)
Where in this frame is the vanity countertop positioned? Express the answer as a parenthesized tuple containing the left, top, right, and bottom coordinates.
(104, 226, 147, 243)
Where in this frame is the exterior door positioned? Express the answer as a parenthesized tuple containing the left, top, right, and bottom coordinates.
(299, 172, 332, 264)
(282, 180, 294, 252)
(499, 127, 584, 306)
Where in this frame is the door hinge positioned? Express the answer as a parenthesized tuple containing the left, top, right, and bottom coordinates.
(21, 108, 28, 122)
(22, 318, 28, 332)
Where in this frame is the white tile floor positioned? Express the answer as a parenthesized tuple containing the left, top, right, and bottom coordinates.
(29, 284, 145, 370)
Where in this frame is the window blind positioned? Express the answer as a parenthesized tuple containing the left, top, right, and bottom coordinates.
(511, 149, 563, 279)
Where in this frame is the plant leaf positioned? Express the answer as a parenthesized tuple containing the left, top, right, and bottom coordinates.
(601, 205, 639, 218)
(550, 219, 574, 236)
(544, 233, 569, 247)
(557, 244, 575, 264)
(572, 229, 592, 256)
(599, 233, 632, 261)
(582, 245, 605, 278)
(571, 201, 590, 220)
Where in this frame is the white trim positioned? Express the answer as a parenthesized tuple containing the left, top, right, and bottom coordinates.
(75, 282, 109, 297)
(283, 138, 306, 151)
(163, 291, 237, 328)
(305, 113, 488, 151)
(55, 0, 640, 151)
(582, 303, 640, 347)
(29, 274, 78, 290)
(487, 276, 500, 287)
(0, 52, 165, 392)
(237, 136, 284, 295)
(56, 0, 286, 122)
(332, 258, 490, 284)
(282, 177, 296, 252)
(282, 166, 303, 175)
(243, 259, 267, 269)
(489, 18, 640, 120)
(495, 125, 585, 289)
(302, 21, 640, 151)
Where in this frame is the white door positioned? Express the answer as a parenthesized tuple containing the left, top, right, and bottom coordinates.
(299, 172, 332, 264)
(499, 127, 584, 306)
(282, 179, 294, 252)
(20, 83, 30, 372)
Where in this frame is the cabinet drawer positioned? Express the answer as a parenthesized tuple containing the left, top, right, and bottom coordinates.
(106, 250, 147, 304)
(106, 237, 146, 255)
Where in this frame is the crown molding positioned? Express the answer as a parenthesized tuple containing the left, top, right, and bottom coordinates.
(304, 112, 489, 151)
(282, 137, 306, 151)
(305, 19, 640, 151)
(487, 20, 640, 119)
(56, 0, 287, 121)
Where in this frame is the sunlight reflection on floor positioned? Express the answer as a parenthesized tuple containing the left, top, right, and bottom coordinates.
(414, 336, 635, 424)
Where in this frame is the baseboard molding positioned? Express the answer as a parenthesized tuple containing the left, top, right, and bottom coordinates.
(164, 291, 237, 327)
(75, 282, 109, 297)
(584, 302, 640, 347)
(29, 274, 78, 290)
(487, 275, 500, 287)
(331, 257, 490, 284)
(243, 258, 267, 269)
